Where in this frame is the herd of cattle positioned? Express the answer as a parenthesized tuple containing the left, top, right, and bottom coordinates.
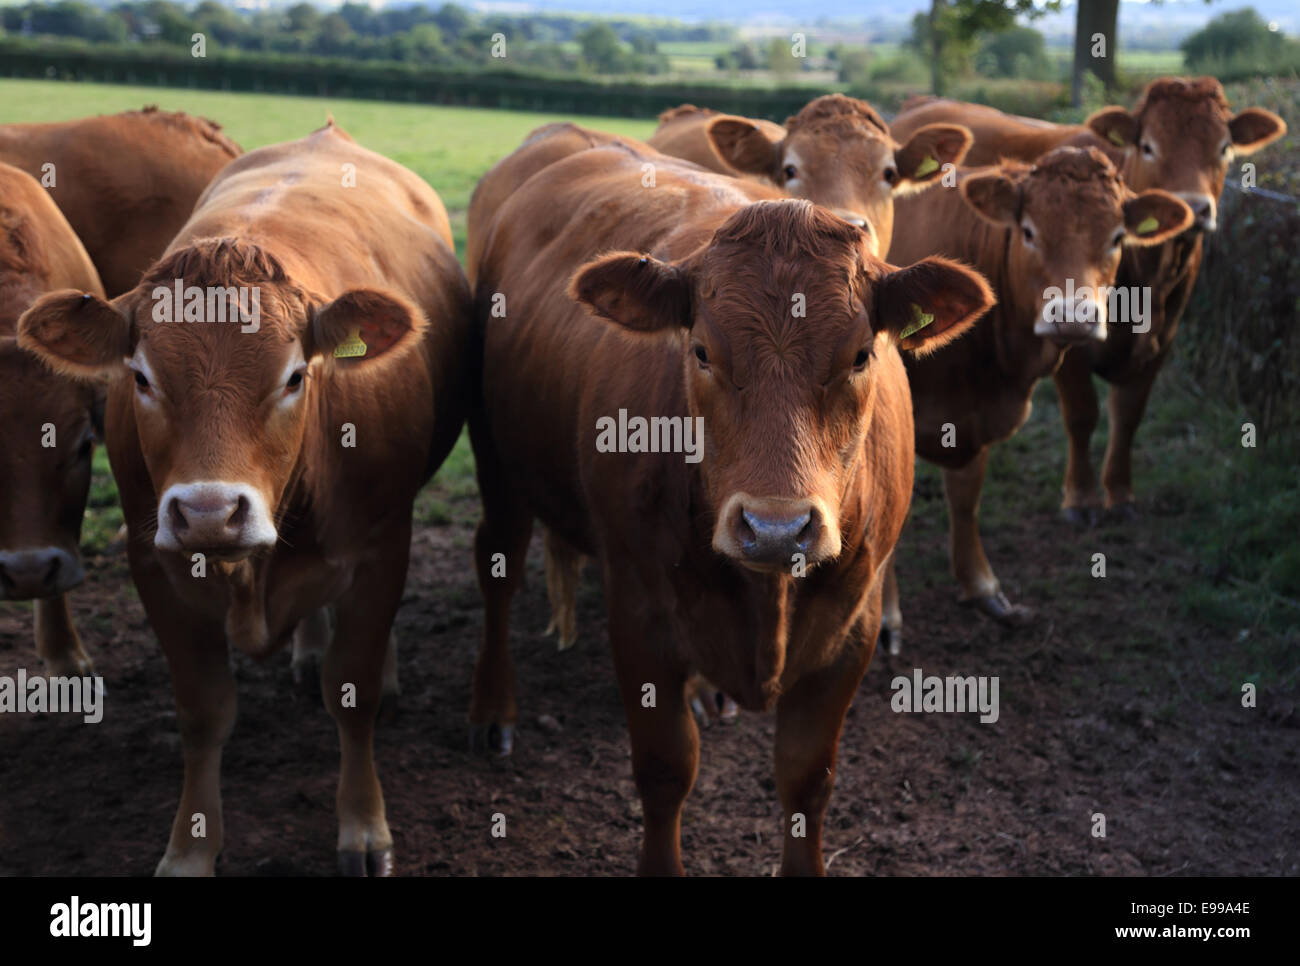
(0, 77, 1286, 876)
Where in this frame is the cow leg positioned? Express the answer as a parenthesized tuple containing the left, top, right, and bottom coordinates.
(1101, 359, 1163, 517)
(878, 549, 903, 656)
(468, 431, 533, 756)
(543, 527, 583, 650)
(608, 574, 697, 875)
(142, 575, 234, 877)
(325, 542, 408, 878)
(291, 606, 330, 691)
(943, 446, 1029, 624)
(774, 616, 874, 876)
(34, 594, 94, 677)
(1054, 348, 1102, 526)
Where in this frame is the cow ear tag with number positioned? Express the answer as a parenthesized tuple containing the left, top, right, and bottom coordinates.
(900, 303, 935, 339)
(334, 327, 368, 359)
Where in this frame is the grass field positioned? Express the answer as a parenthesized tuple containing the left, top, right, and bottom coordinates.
(1, 76, 1294, 689)
(0, 78, 657, 257)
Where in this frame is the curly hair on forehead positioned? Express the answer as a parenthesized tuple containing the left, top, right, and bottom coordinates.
(1136, 76, 1231, 117)
(784, 94, 890, 137)
(144, 237, 291, 289)
(709, 199, 866, 261)
(1030, 146, 1122, 187)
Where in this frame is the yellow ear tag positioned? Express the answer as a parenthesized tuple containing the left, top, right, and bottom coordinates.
(914, 155, 940, 178)
(333, 327, 367, 359)
(900, 303, 935, 339)
(1136, 215, 1159, 235)
(1107, 129, 1127, 147)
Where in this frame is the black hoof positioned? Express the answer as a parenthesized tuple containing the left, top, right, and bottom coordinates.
(469, 722, 515, 757)
(378, 692, 400, 724)
(1104, 502, 1139, 523)
(291, 657, 320, 697)
(1059, 506, 1100, 528)
(717, 693, 739, 724)
(338, 848, 394, 877)
(965, 592, 1032, 626)
(877, 625, 903, 657)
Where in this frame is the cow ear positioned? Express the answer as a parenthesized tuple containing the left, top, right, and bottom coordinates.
(1122, 190, 1193, 246)
(569, 252, 691, 333)
(310, 288, 426, 365)
(894, 124, 971, 193)
(17, 290, 132, 379)
(875, 256, 994, 355)
(1086, 107, 1139, 149)
(706, 117, 782, 178)
(961, 173, 1020, 225)
(1229, 108, 1286, 154)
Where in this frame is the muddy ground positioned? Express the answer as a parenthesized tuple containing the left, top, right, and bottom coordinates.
(1, 419, 1297, 877)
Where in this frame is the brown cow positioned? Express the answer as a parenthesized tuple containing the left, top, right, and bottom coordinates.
(0, 106, 242, 296)
(0, 162, 105, 676)
(882, 147, 1191, 648)
(892, 79, 1286, 521)
(17, 122, 471, 876)
(467, 124, 994, 873)
(647, 96, 973, 255)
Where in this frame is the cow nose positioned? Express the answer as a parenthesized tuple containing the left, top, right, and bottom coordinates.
(156, 482, 277, 555)
(1035, 294, 1108, 344)
(0, 547, 85, 599)
(733, 503, 821, 567)
(1176, 192, 1216, 232)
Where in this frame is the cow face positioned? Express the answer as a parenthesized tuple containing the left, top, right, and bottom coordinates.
(0, 340, 96, 599)
(961, 147, 1192, 345)
(707, 95, 972, 256)
(571, 200, 993, 573)
(17, 238, 425, 561)
(1086, 76, 1286, 232)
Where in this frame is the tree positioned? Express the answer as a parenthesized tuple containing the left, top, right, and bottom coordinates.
(1071, 0, 1118, 107)
(577, 22, 623, 73)
(1182, 8, 1287, 70)
(978, 25, 1050, 78)
(916, 0, 1056, 96)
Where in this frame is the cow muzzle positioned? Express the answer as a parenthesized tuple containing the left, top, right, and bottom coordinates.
(155, 481, 277, 557)
(713, 493, 840, 572)
(1035, 294, 1108, 345)
(0, 547, 85, 599)
(1175, 192, 1217, 233)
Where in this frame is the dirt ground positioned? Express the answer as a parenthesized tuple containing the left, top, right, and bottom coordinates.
(1, 456, 1297, 877)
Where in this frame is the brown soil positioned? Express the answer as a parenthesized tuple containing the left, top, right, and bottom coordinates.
(1, 472, 1296, 877)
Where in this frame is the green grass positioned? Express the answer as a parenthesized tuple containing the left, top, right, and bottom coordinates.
(0, 78, 656, 258)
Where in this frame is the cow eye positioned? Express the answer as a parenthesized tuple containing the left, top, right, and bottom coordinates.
(883, 167, 898, 186)
(1141, 141, 1154, 157)
(1022, 225, 1035, 243)
(286, 370, 305, 392)
(783, 164, 797, 181)
(693, 345, 709, 367)
(1110, 228, 1126, 249)
(133, 370, 150, 392)
(852, 348, 871, 371)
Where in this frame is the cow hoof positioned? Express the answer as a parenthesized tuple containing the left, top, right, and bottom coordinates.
(1104, 502, 1139, 523)
(1059, 506, 1100, 528)
(469, 722, 515, 757)
(967, 592, 1032, 625)
(878, 625, 903, 657)
(338, 848, 394, 877)
(717, 694, 739, 724)
(291, 656, 320, 696)
(378, 692, 400, 723)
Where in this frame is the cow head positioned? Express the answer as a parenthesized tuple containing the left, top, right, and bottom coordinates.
(706, 95, 972, 256)
(17, 238, 426, 561)
(0, 208, 96, 600)
(1085, 76, 1286, 232)
(571, 199, 993, 573)
(961, 147, 1191, 344)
